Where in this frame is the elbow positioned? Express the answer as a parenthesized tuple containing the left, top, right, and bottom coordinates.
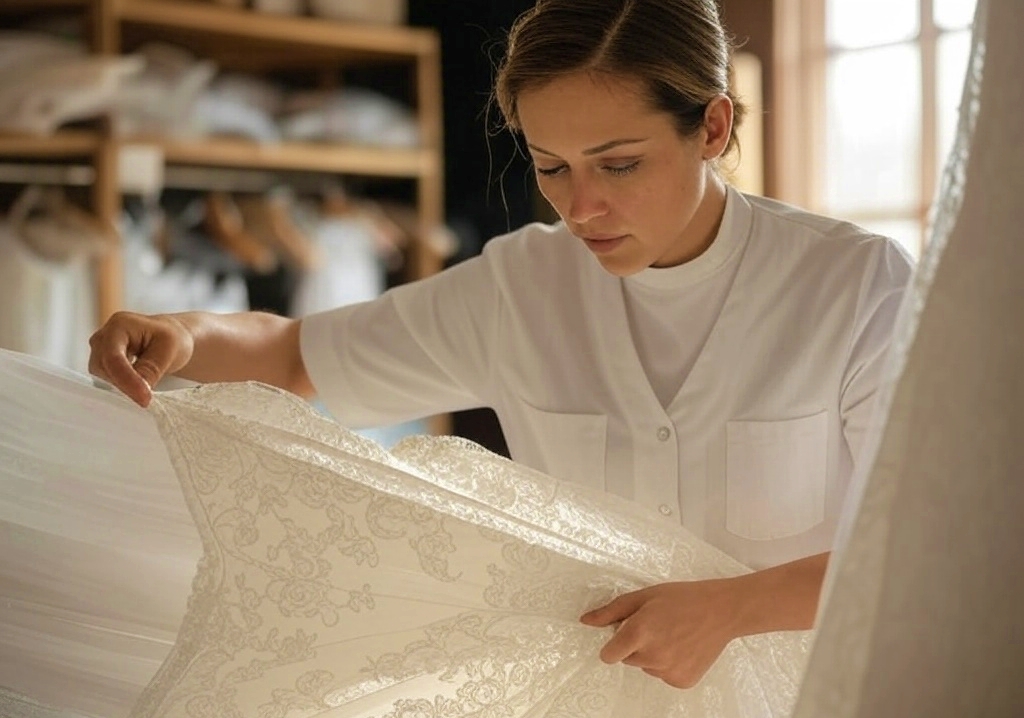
(289, 361, 317, 400)
(281, 317, 316, 400)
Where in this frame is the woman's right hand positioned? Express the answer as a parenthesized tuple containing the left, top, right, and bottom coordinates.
(88, 311, 196, 408)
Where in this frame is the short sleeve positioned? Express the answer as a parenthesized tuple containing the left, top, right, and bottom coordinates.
(840, 239, 915, 466)
(300, 254, 502, 427)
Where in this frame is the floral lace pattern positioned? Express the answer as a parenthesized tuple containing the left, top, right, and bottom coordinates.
(134, 381, 810, 717)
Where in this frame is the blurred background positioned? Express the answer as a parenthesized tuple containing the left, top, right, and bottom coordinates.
(0, 0, 978, 454)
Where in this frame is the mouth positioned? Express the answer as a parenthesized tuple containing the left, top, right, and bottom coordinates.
(581, 234, 628, 254)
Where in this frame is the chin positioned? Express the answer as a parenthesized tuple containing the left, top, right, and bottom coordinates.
(595, 254, 646, 277)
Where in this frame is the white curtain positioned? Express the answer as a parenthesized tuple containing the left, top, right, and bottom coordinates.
(792, 0, 1024, 714)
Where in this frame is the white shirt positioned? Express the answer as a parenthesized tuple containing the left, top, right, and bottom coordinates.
(622, 189, 744, 406)
(301, 187, 913, 569)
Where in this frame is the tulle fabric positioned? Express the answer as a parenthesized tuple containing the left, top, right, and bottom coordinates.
(0, 352, 200, 718)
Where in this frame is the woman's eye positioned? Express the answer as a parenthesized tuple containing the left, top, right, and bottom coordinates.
(535, 165, 566, 177)
(604, 160, 641, 176)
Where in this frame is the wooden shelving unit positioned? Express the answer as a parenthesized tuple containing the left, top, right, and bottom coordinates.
(1, 0, 448, 432)
(0, 0, 445, 319)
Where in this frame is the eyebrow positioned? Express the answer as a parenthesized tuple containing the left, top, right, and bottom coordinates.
(527, 138, 647, 157)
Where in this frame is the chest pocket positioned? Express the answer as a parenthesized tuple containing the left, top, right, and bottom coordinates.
(516, 401, 608, 492)
(725, 410, 828, 541)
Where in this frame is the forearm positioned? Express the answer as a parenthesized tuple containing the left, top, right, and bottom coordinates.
(171, 311, 314, 397)
(733, 551, 829, 636)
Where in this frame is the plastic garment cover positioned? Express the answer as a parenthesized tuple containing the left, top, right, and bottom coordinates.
(792, 0, 1024, 715)
(0, 348, 811, 717)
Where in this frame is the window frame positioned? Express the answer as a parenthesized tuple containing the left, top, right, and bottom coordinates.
(772, 0, 973, 256)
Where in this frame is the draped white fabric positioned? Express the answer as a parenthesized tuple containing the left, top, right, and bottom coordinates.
(792, 0, 1024, 715)
(0, 348, 810, 718)
(0, 353, 201, 718)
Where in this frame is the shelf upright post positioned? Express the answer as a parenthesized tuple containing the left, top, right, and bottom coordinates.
(90, 0, 124, 324)
(413, 38, 445, 283)
(414, 38, 450, 436)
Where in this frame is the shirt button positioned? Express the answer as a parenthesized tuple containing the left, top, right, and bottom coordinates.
(659, 504, 673, 517)
(656, 426, 672, 442)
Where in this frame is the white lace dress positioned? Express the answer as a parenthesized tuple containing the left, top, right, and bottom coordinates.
(0, 349, 810, 718)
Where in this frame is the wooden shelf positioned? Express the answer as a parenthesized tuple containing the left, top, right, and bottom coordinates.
(0, 0, 445, 401)
(0, 0, 90, 10)
(153, 137, 436, 177)
(0, 131, 102, 158)
(118, 0, 437, 59)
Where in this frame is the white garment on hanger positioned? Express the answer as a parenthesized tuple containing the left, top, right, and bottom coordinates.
(0, 221, 95, 373)
(290, 214, 384, 317)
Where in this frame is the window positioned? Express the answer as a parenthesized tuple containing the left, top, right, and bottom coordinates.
(774, 0, 978, 258)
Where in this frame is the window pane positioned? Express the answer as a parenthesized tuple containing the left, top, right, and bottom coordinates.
(937, 30, 973, 168)
(827, 0, 918, 49)
(934, 0, 978, 29)
(825, 45, 921, 214)
(858, 218, 923, 259)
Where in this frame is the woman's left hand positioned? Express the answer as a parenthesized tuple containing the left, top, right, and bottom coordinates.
(580, 552, 829, 689)
(579, 578, 746, 689)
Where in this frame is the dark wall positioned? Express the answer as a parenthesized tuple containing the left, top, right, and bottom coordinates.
(408, 1, 539, 456)
(409, 1, 539, 259)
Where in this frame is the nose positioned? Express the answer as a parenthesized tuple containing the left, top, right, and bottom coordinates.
(566, 174, 608, 225)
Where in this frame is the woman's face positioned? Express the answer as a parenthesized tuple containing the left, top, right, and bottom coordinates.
(517, 71, 729, 276)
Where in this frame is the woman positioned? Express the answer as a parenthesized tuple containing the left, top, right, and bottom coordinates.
(89, 0, 912, 690)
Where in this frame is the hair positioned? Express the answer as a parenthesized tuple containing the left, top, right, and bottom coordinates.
(493, 0, 747, 159)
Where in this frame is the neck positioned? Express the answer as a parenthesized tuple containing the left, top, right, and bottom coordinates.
(652, 172, 728, 268)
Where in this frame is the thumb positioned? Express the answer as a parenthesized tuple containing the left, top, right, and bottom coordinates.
(580, 589, 648, 627)
(130, 332, 182, 390)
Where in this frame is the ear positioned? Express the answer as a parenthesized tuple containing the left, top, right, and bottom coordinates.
(702, 94, 734, 160)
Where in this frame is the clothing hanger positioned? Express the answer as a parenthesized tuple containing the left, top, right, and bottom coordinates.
(319, 186, 408, 272)
(7, 185, 115, 263)
(369, 198, 459, 268)
(202, 191, 278, 274)
(236, 191, 322, 272)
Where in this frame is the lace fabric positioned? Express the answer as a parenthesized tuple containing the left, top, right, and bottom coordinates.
(0, 348, 809, 718)
(135, 380, 810, 717)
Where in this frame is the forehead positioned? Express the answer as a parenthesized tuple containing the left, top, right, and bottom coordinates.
(517, 71, 673, 149)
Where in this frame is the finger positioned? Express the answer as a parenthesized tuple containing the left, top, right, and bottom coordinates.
(130, 330, 181, 391)
(580, 589, 647, 627)
(598, 616, 644, 664)
(99, 340, 153, 408)
(621, 652, 656, 669)
(663, 671, 701, 690)
(642, 668, 665, 680)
